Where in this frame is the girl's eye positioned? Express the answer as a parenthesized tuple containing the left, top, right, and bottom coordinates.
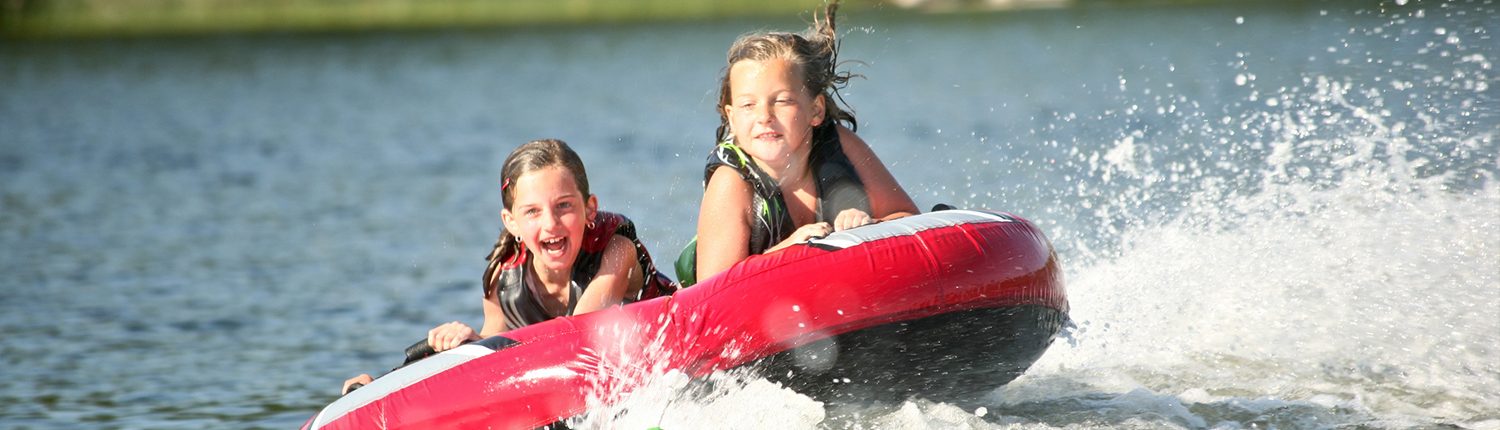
(524, 208, 540, 216)
(775, 99, 793, 105)
(557, 201, 573, 210)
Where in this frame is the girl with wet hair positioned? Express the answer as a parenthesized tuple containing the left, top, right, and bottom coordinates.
(344, 139, 675, 394)
(679, 2, 918, 286)
(471, 139, 674, 335)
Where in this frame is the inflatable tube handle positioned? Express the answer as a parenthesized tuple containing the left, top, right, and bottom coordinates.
(402, 336, 506, 365)
(403, 339, 439, 366)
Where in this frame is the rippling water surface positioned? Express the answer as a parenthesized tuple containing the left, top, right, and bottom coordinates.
(2, 2, 1496, 429)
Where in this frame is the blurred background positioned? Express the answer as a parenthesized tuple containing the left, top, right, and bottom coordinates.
(3, 0, 1497, 429)
(9, 0, 1117, 39)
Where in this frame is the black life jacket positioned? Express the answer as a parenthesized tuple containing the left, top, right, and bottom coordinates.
(675, 123, 871, 285)
(491, 212, 676, 330)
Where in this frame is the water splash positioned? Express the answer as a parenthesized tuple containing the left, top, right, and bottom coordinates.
(565, 307, 828, 429)
(992, 2, 1500, 428)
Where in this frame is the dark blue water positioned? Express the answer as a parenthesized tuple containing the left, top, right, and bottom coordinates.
(2, 2, 1496, 428)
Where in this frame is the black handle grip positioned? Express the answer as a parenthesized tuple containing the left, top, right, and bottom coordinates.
(402, 337, 483, 366)
(402, 339, 439, 366)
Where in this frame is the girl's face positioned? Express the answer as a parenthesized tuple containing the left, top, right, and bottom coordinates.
(500, 165, 596, 277)
(724, 58, 825, 176)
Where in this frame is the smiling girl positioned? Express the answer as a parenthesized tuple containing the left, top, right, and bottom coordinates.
(471, 139, 674, 337)
(343, 139, 674, 394)
(679, 2, 918, 285)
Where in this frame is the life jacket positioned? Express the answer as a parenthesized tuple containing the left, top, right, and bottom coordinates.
(492, 211, 676, 330)
(675, 123, 871, 286)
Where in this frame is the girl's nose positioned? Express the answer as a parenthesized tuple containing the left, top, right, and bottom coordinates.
(532, 209, 559, 231)
(546, 212, 565, 230)
(754, 104, 773, 124)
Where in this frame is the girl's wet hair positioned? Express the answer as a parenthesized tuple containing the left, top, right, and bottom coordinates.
(715, 1, 859, 144)
(482, 139, 591, 298)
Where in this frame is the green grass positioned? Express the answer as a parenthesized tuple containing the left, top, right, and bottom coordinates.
(3, 0, 1311, 39)
(2, 0, 876, 39)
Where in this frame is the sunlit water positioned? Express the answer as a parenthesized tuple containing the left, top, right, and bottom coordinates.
(1, 1, 1495, 429)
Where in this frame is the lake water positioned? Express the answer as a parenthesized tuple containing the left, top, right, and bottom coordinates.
(2, 1, 1497, 429)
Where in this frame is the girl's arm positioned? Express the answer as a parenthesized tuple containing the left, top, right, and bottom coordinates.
(478, 292, 508, 337)
(699, 166, 831, 271)
(427, 294, 507, 352)
(345, 290, 510, 394)
(574, 234, 642, 315)
(695, 166, 755, 281)
(764, 222, 833, 253)
(838, 125, 919, 220)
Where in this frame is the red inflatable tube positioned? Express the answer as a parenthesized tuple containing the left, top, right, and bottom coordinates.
(303, 209, 1068, 429)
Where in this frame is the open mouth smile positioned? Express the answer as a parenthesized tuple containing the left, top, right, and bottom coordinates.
(754, 131, 782, 141)
(539, 237, 568, 257)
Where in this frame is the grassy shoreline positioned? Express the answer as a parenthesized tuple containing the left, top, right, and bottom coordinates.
(2, 0, 888, 39)
(1, 0, 1333, 40)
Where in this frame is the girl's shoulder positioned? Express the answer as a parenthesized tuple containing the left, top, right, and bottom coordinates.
(703, 142, 782, 204)
(583, 211, 630, 254)
(832, 124, 866, 151)
(830, 125, 881, 167)
(703, 142, 755, 183)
